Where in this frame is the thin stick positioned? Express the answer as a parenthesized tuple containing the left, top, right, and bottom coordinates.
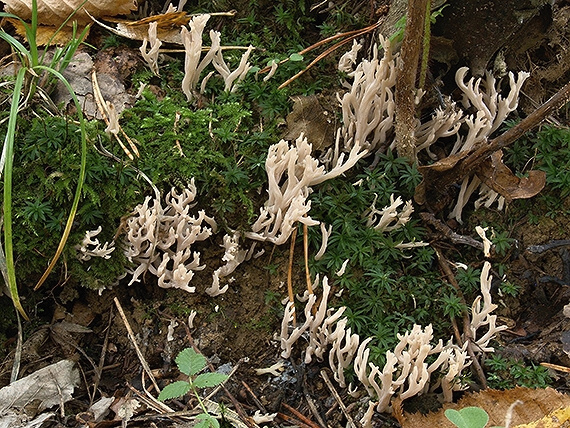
(420, 212, 484, 251)
(302, 389, 328, 428)
(279, 36, 355, 89)
(92, 306, 113, 406)
(258, 21, 382, 74)
(241, 381, 267, 413)
(321, 369, 359, 428)
(113, 297, 161, 393)
(419, 80, 570, 199)
(303, 223, 313, 295)
(288, 227, 298, 325)
(540, 362, 570, 373)
(127, 382, 175, 413)
(92, 70, 139, 158)
(277, 412, 314, 428)
(282, 403, 322, 428)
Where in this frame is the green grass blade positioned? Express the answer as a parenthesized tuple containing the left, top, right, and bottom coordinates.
(3, 67, 29, 320)
(33, 66, 87, 291)
(0, 32, 32, 66)
(26, 0, 39, 67)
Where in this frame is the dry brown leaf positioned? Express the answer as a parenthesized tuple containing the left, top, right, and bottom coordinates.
(7, 17, 88, 45)
(4, 0, 137, 27)
(89, 11, 188, 44)
(475, 150, 546, 202)
(514, 406, 570, 428)
(395, 387, 570, 428)
(283, 95, 336, 151)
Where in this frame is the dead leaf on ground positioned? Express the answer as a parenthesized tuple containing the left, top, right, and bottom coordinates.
(6, 18, 88, 45)
(88, 11, 188, 44)
(0, 359, 79, 416)
(514, 406, 570, 428)
(4, 0, 137, 26)
(3, 0, 137, 45)
(395, 387, 570, 428)
(283, 95, 336, 151)
(475, 150, 546, 201)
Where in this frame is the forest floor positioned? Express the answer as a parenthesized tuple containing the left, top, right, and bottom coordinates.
(1, 1, 570, 427)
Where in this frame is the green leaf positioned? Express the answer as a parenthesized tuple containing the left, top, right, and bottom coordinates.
(158, 381, 192, 401)
(196, 414, 220, 428)
(289, 53, 304, 61)
(444, 407, 490, 428)
(193, 372, 229, 389)
(176, 348, 207, 376)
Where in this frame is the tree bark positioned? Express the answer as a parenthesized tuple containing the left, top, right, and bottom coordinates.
(394, 0, 429, 162)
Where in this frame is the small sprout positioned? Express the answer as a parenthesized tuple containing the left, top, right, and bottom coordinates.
(289, 53, 304, 61)
(159, 348, 229, 428)
(444, 407, 490, 428)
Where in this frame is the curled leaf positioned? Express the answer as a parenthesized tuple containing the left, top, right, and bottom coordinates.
(475, 151, 546, 201)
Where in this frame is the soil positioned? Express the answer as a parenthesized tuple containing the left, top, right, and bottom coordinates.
(2, 1, 570, 427)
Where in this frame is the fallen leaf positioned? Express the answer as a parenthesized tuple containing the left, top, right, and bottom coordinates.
(0, 359, 79, 416)
(395, 387, 570, 428)
(4, 0, 137, 26)
(475, 151, 546, 202)
(283, 95, 336, 151)
(6, 17, 87, 45)
(89, 11, 190, 44)
(513, 406, 570, 428)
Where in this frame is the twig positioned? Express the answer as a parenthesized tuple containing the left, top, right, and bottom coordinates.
(204, 359, 241, 402)
(540, 362, 570, 374)
(92, 70, 139, 159)
(282, 402, 322, 428)
(419, 80, 570, 200)
(92, 306, 114, 406)
(277, 412, 314, 428)
(527, 240, 570, 254)
(113, 297, 161, 393)
(259, 21, 382, 75)
(241, 381, 267, 413)
(278, 37, 356, 89)
(303, 388, 328, 428)
(320, 369, 359, 428)
(127, 382, 176, 413)
(420, 212, 484, 251)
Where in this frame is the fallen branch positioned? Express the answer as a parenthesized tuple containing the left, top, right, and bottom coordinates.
(416, 81, 570, 206)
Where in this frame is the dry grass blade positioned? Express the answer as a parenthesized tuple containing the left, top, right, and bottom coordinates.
(113, 297, 161, 393)
(92, 70, 139, 159)
(321, 369, 359, 428)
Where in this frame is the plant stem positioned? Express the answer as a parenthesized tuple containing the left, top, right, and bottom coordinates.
(3, 67, 28, 320)
(395, 0, 429, 163)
